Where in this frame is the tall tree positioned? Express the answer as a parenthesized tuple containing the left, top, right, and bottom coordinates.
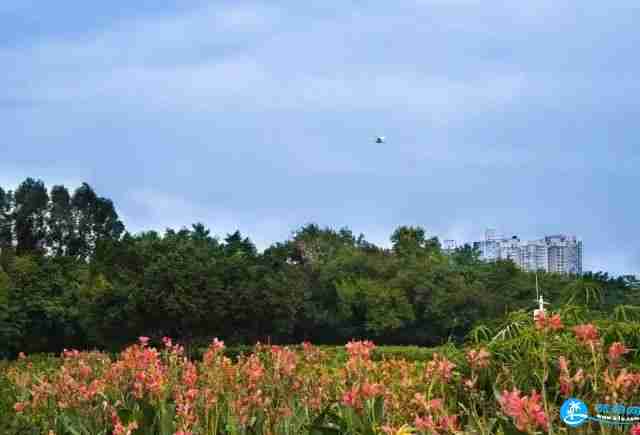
(0, 187, 13, 250)
(47, 185, 73, 256)
(69, 183, 124, 260)
(13, 178, 49, 255)
(224, 230, 257, 258)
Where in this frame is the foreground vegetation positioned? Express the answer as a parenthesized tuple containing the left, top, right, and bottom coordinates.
(3, 303, 640, 434)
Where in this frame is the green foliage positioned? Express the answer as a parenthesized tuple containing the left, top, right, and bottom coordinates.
(337, 278, 414, 336)
(0, 187, 13, 250)
(390, 225, 440, 258)
(0, 177, 636, 358)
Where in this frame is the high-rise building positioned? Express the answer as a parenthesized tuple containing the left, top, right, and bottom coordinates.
(471, 229, 582, 274)
(442, 239, 457, 255)
(500, 236, 523, 265)
(520, 240, 548, 272)
(545, 235, 583, 275)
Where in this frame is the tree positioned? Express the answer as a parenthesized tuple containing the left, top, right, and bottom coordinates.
(13, 178, 49, 255)
(0, 187, 13, 250)
(69, 183, 124, 260)
(224, 230, 257, 258)
(390, 225, 440, 257)
(47, 185, 73, 256)
(451, 243, 481, 266)
(337, 278, 414, 337)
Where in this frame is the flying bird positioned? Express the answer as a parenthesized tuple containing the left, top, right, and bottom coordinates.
(375, 136, 385, 144)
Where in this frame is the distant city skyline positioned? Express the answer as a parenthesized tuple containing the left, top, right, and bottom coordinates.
(444, 228, 583, 275)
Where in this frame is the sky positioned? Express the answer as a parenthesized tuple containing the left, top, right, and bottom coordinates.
(1, 1, 639, 275)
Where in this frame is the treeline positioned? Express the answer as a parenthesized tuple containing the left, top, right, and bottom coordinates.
(0, 178, 637, 358)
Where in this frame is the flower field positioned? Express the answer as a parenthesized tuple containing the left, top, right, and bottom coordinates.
(2, 309, 640, 434)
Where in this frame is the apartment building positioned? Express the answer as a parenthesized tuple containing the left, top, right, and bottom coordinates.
(471, 229, 582, 274)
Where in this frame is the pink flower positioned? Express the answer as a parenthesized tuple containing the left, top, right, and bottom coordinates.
(79, 364, 92, 379)
(360, 382, 384, 400)
(138, 336, 150, 346)
(499, 388, 548, 432)
(548, 314, 563, 330)
(630, 424, 640, 435)
(438, 414, 460, 432)
(414, 415, 437, 431)
(426, 353, 456, 383)
(345, 340, 375, 359)
(499, 389, 525, 417)
(466, 348, 491, 370)
(573, 324, 600, 346)
(604, 369, 636, 397)
(558, 356, 585, 396)
(341, 386, 360, 409)
(608, 342, 630, 363)
(535, 312, 563, 332)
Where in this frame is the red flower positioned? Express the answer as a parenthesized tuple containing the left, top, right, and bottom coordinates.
(573, 324, 600, 346)
(630, 424, 640, 435)
(548, 314, 563, 331)
(360, 382, 383, 400)
(499, 388, 548, 432)
(345, 340, 375, 359)
(535, 312, 563, 332)
(608, 342, 630, 363)
(341, 386, 360, 409)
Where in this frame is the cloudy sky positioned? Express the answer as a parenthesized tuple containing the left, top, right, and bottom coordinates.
(2, 1, 639, 275)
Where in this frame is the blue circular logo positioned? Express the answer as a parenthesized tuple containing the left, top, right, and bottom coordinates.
(561, 398, 589, 427)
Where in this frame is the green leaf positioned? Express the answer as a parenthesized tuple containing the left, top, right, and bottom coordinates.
(309, 426, 342, 435)
(372, 396, 384, 424)
(58, 414, 83, 435)
(158, 403, 176, 435)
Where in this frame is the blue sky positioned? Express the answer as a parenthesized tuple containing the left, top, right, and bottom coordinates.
(1, 1, 639, 275)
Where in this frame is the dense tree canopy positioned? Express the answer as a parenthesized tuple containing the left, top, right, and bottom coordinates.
(0, 178, 637, 358)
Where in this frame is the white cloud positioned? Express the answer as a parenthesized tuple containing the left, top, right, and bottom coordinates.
(1, 3, 280, 71)
(1, 0, 532, 127)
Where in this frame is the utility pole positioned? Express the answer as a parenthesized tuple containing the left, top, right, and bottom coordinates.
(533, 271, 547, 320)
